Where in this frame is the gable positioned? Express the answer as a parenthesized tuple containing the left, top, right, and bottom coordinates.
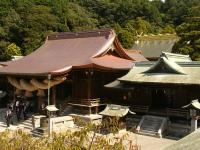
(144, 57, 186, 74)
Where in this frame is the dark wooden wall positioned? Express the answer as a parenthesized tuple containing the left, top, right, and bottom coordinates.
(71, 68, 128, 100)
(105, 84, 200, 109)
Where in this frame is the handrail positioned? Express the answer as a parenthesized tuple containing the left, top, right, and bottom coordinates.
(131, 105, 149, 113)
(166, 108, 190, 119)
(68, 98, 100, 106)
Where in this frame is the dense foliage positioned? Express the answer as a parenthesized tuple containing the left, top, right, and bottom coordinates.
(0, 0, 199, 60)
(172, 5, 200, 60)
(0, 117, 137, 150)
(0, 129, 125, 150)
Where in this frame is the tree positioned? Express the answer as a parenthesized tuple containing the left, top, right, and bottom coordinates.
(66, 3, 98, 31)
(117, 29, 135, 49)
(0, 0, 198, 55)
(20, 5, 60, 53)
(4, 43, 22, 60)
(172, 5, 200, 60)
(161, 25, 175, 34)
(0, 40, 10, 61)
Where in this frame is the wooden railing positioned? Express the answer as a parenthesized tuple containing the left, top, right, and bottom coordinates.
(166, 108, 190, 119)
(69, 98, 100, 106)
(68, 98, 101, 114)
(130, 105, 149, 114)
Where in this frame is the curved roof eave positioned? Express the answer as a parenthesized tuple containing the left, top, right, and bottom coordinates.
(0, 29, 134, 77)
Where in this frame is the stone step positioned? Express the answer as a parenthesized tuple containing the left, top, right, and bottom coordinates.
(137, 115, 168, 138)
(142, 120, 162, 123)
(20, 125, 32, 130)
(142, 123, 161, 126)
(36, 127, 48, 133)
(140, 129, 158, 135)
(141, 123, 162, 126)
(140, 127, 159, 132)
(140, 126, 162, 131)
(20, 122, 32, 126)
(31, 130, 45, 137)
(141, 124, 161, 129)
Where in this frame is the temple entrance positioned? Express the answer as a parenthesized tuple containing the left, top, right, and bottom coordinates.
(151, 89, 168, 109)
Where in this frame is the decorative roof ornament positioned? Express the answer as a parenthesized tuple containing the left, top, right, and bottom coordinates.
(183, 99, 200, 110)
(144, 56, 186, 74)
(160, 52, 192, 62)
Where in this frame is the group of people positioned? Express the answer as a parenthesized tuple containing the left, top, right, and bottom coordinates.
(5, 98, 30, 127)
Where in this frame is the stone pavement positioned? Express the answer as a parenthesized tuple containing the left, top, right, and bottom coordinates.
(0, 108, 176, 149)
(135, 134, 176, 150)
(0, 108, 33, 133)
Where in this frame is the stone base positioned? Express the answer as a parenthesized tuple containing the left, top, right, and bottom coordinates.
(69, 113, 102, 126)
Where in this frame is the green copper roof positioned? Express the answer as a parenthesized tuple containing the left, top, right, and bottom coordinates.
(99, 104, 135, 117)
(144, 57, 186, 74)
(118, 57, 200, 85)
(183, 100, 200, 110)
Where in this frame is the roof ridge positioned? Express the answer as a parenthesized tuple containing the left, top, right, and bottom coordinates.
(144, 57, 186, 75)
(48, 29, 114, 40)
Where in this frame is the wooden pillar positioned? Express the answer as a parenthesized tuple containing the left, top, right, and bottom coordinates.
(37, 96, 43, 113)
(13, 87, 16, 102)
(87, 78, 92, 99)
(87, 69, 93, 99)
(51, 86, 56, 105)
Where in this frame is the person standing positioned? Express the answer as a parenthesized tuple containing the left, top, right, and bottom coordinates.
(10, 102, 14, 112)
(22, 102, 27, 120)
(15, 99, 21, 121)
(5, 107, 12, 127)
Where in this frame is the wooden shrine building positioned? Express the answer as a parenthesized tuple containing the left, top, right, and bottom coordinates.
(105, 52, 200, 119)
(0, 29, 147, 112)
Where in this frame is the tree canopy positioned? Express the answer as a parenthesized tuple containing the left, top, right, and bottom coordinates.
(0, 0, 199, 60)
(172, 4, 200, 60)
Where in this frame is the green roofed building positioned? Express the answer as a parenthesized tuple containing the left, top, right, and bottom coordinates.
(105, 52, 200, 137)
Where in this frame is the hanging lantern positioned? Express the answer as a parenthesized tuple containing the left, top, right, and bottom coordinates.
(25, 91, 33, 97)
(37, 89, 45, 97)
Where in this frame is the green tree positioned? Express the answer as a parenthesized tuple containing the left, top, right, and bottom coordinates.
(20, 5, 60, 53)
(131, 17, 152, 35)
(66, 3, 98, 31)
(0, 40, 10, 60)
(4, 43, 22, 60)
(172, 6, 200, 60)
(161, 25, 175, 34)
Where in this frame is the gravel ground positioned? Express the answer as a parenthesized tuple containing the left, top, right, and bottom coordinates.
(135, 134, 176, 150)
(94, 131, 176, 150)
(0, 108, 176, 150)
(164, 129, 200, 150)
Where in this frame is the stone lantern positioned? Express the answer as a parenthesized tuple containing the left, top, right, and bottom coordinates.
(45, 105, 59, 136)
(183, 99, 200, 132)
